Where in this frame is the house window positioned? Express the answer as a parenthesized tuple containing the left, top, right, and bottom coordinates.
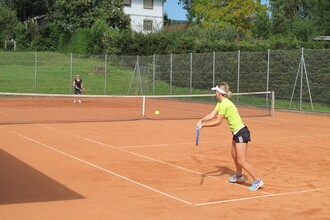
(143, 19, 153, 32)
(124, 0, 131, 7)
(144, 0, 153, 9)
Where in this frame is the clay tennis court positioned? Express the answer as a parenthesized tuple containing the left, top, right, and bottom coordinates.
(0, 96, 329, 219)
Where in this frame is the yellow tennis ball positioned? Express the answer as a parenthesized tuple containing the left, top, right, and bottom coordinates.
(154, 110, 160, 115)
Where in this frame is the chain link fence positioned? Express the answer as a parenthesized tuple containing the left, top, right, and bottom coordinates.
(0, 49, 329, 113)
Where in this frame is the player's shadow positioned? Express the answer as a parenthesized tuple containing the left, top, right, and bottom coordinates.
(200, 166, 250, 186)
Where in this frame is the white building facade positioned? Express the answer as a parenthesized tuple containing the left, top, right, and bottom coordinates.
(123, 0, 166, 33)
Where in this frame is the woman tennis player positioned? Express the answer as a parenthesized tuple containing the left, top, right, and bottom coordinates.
(197, 82, 264, 191)
(73, 74, 83, 103)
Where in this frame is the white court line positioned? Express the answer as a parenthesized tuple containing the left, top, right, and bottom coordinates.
(37, 124, 270, 194)
(2, 125, 329, 206)
(38, 124, 214, 178)
(245, 117, 330, 131)
(119, 132, 330, 148)
(38, 123, 330, 197)
(118, 142, 192, 149)
(0, 111, 9, 116)
(194, 186, 330, 206)
(118, 142, 214, 149)
(1, 127, 193, 206)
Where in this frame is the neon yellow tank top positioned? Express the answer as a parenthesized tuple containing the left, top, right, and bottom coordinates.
(215, 98, 244, 132)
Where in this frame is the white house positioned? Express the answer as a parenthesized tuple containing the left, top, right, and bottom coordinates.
(123, 0, 166, 33)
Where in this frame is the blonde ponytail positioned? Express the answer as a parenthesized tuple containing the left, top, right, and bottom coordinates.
(218, 82, 232, 98)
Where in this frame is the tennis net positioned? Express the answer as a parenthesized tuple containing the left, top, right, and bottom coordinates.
(0, 91, 274, 125)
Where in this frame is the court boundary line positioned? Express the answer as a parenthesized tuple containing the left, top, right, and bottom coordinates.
(39, 123, 330, 197)
(2, 127, 193, 206)
(2, 125, 330, 207)
(194, 187, 330, 206)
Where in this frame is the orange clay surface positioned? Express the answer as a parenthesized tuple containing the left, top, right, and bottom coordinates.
(0, 98, 330, 219)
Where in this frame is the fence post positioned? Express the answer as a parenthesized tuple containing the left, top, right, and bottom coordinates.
(170, 54, 173, 95)
(289, 47, 314, 111)
(35, 51, 37, 93)
(70, 53, 73, 94)
(153, 54, 155, 95)
(190, 53, 192, 95)
(266, 49, 270, 106)
(213, 51, 215, 87)
(300, 48, 304, 110)
(237, 50, 240, 103)
(105, 54, 107, 95)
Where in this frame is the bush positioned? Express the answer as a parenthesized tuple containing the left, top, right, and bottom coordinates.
(31, 23, 60, 51)
(90, 19, 108, 54)
(103, 29, 125, 55)
(66, 28, 92, 54)
(13, 23, 31, 50)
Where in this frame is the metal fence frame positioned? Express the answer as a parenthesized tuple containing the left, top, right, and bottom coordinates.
(0, 48, 329, 113)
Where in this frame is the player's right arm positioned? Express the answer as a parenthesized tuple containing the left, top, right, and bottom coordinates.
(197, 108, 218, 128)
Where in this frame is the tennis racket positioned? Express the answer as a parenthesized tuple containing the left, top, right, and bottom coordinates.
(196, 125, 200, 146)
(76, 87, 86, 93)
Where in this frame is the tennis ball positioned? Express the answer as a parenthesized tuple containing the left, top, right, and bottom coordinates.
(154, 110, 160, 115)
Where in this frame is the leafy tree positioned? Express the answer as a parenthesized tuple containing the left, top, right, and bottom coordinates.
(251, 8, 271, 39)
(307, 0, 330, 35)
(180, 0, 268, 37)
(269, 0, 329, 36)
(269, 0, 309, 34)
(49, 0, 130, 33)
(0, 4, 17, 41)
(1, 0, 53, 21)
(178, 0, 191, 21)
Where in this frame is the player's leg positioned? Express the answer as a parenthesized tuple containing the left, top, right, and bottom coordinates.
(228, 140, 246, 183)
(73, 89, 77, 103)
(231, 140, 243, 174)
(234, 142, 258, 179)
(78, 90, 82, 103)
(235, 142, 264, 190)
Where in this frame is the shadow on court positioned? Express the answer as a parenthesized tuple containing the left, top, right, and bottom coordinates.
(200, 166, 250, 186)
(0, 149, 84, 205)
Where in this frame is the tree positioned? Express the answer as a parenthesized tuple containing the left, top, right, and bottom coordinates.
(251, 9, 271, 39)
(178, 0, 191, 21)
(269, 0, 308, 34)
(49, 0, 130, 33)
(0, 4, 18, 41)
(307, 0, 330, 35)
(269, 0, 330, 36)
(1, 0, 52, 21)
(180, 0, 268, 36)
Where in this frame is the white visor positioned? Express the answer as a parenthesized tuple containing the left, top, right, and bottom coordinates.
(211, 85, 226, 95)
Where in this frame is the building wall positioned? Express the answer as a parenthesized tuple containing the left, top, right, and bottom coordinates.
(124, 0, 165, 33)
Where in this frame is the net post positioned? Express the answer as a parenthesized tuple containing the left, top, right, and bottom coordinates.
(142, 96, 146, 117)
(271, 91, 275, 117)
